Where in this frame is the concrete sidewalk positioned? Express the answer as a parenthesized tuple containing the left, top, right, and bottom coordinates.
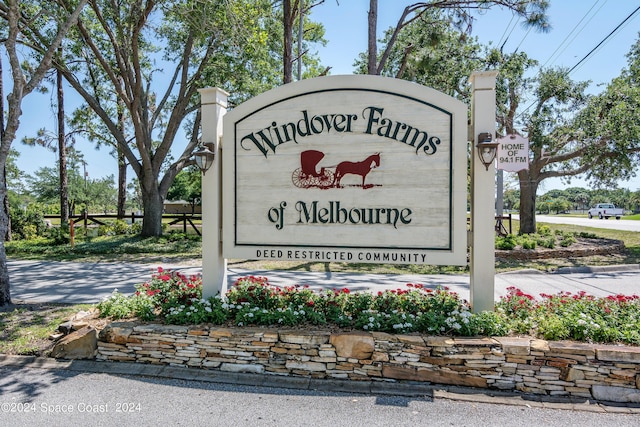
(7, 259, 640, 304)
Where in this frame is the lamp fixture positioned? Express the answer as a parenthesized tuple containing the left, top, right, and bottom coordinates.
(476, 132, 499, 171)
(194, 141, 216, 174)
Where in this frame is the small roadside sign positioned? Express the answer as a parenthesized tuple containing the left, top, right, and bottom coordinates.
(497, 134, 529, 172)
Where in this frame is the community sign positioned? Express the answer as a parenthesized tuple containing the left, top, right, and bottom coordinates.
(222, 75, 467, 265)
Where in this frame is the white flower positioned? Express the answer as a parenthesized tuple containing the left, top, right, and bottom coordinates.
(369, 316, 375, 322)
(205, 307, 212, 313)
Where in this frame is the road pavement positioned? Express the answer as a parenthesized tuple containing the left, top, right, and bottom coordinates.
(1, 358, 639, 426)
(7, 259, 640, 304)
(528, 214, 640, 232)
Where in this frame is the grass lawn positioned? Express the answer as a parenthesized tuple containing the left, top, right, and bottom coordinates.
(0, 303, 94, 356)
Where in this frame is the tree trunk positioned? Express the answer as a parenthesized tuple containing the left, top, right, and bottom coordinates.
(367, 0, 378, 75)
(0, 53, 9, 243)
(57, 66, 69, 227)
(518, 170, 538, 234)
(117, 147, 127, 219)
(116, 95, 126, 219)
(283, 0, 293, 84)
(140, 180, 164, 237)
(0, 160, 10, 305)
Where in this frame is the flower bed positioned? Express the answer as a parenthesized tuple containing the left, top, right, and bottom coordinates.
(97, 267, 640, 346)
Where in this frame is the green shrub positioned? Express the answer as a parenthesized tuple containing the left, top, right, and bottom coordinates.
(97, 290, 155, 320)
(495, 234, 517, 250)
(537, 224, 552, 236)
(522, 238, 537, 249)
(97, 224, 114, 236)
(130, 222, 142, 234)
(538, 236, 555, 249)
(577, 231, 598, 239)
(45, 226, 70, 244)
(10, 204, 47, 240)
(112, 219, 129, 235)
(560, 235, 576, 247)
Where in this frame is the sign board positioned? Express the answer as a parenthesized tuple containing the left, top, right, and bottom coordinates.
(222, 75, 467, 265)
(497, 134, 529, 172)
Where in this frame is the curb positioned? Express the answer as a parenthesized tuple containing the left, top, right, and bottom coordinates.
(2, 355, 639, 413)
(498, 264, 640, 275)
(555, 264, 640, 274)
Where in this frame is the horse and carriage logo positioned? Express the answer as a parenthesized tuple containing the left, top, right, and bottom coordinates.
(291, 150, 381, 190)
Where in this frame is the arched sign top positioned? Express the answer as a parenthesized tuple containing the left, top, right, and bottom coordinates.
(221, 75, 468, 266)
(227, 74, 466, 123)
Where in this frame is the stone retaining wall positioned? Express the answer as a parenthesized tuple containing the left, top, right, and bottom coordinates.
(97, 323, 640, 403)
(495, 238, 625, 261)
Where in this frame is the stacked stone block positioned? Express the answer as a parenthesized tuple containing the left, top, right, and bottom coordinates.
(97, 323, 640, 403)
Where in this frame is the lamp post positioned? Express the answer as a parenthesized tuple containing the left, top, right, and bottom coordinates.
(193, 142, 216, 174)
(476, 132, 499, 171)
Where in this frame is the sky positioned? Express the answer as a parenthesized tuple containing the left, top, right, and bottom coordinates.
(8, 0, 640, 193)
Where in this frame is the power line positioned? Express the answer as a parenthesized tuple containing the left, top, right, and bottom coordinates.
(496, 13, 516, 48)
(569, 5, 640, 75)
(568, 4, 640, 74)
(540, 0, 605, 69)
(498, 15, 521, 50)
(514, 25, 533, 52)
(515, 4, 640, 121)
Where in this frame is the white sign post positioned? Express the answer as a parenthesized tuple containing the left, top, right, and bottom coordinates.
(469, 71, 498, 313)
(200, 87, 228, 299)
